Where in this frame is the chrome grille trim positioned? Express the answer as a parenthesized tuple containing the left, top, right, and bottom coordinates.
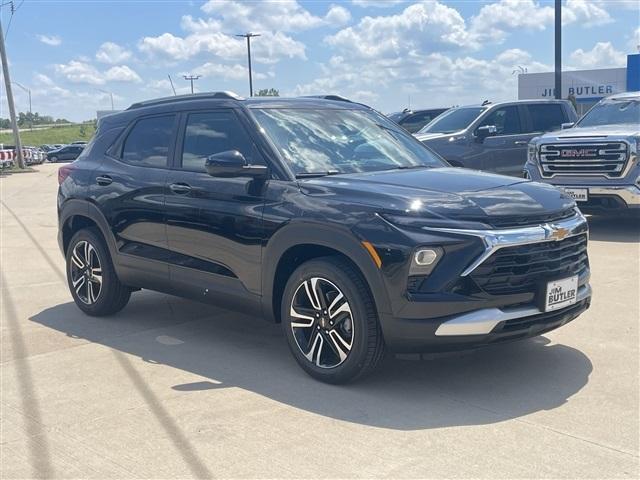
(425, 210, 589, 277)
(538, 141, 632, 178)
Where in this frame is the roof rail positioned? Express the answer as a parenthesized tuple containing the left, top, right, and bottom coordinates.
(300, 94, 355, 103)
(127, 91, 244, 110)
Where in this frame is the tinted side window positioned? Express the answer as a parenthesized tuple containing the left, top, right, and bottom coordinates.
(122, 115, 175, 168)
(478, 106, 522, 135)
(180, 111, 260, 172)
(527, 104, 565, 133)
(401, 112, 438, 133)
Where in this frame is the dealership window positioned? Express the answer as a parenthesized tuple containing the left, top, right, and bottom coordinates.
(527, 104, 566, 133)
(478, 106, 522, 135)
(121, 115, 175, 168)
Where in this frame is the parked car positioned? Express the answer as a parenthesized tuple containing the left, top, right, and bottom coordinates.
(525, 91, 639, 215)
(415, 99, 578, 176)
(24, 146, 45, 165)
(388, 108, 449, 133)
(58, 92, 591, 383)
(47, 144, 84, 163)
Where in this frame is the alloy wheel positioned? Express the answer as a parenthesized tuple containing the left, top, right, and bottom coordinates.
(70, 240, 103, 305)
(290, 277, 354, 368)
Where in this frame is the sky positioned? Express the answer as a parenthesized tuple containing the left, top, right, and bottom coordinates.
(1, 0, 638, 121)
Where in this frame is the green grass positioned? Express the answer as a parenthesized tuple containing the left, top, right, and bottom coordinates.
(0, 123, 96, 147)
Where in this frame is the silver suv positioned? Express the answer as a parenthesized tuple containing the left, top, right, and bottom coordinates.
(525, 92, 639, 214)
(415, 100, 577, 177)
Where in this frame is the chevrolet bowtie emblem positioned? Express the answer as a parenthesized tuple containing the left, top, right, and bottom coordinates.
(544, 224, 570, 241)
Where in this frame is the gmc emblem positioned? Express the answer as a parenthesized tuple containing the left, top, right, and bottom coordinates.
(560, 148, 598, 158)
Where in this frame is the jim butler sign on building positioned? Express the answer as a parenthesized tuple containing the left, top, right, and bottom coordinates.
(518, 53, 640, 115)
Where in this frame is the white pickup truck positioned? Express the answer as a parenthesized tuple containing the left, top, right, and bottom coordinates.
(525, 91, 639, 215)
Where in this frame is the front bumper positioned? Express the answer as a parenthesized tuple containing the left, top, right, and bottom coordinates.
(565, 185, 640, 211)
(376, 212, 592, 352)
(381, 285, 591, 352)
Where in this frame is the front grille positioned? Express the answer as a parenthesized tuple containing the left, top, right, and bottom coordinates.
(484, 208, 576, 229)
(539, 142, 629, 178)
(470, 233, 589, 296)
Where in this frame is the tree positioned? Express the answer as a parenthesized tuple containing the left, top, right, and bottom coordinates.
(255, 88, 279, 97)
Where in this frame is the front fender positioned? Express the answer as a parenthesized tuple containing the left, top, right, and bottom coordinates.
(261, 221, 393, 322)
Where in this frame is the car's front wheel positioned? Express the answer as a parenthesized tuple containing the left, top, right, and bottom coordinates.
(49, 156, 58, 163)
(66, 228, 131, 316)
(281, 257, 385, 383)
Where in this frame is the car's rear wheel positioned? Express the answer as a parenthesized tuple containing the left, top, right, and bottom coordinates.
(49, 156, 58, 163)
(281, 257, 385, 383)
(66, 228, 131, 316)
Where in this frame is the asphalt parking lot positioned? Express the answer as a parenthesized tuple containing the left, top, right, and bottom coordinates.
(1, 163, 638, 479)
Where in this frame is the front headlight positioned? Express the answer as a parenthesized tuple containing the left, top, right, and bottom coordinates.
(527, 143, 539, 163)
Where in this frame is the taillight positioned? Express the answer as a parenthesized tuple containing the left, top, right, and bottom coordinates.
(58, 165, 74, 185)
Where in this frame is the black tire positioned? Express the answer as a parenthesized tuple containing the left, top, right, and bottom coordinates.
(281, 256, 385, 384)
(66, 227, 131, 316)
(49, 156, 58, 163)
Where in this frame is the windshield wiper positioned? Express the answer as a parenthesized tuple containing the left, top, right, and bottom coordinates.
(295, 170, 342, 179)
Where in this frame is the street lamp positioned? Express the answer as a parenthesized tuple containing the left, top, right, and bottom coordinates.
(97, 89, 114, 110)
(182, 75, 200, 94)
(12, 81, 32, 131)
(235, 33, 260, 97)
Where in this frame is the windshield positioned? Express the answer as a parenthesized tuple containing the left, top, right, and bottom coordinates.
(252, 108, 446, 175)
(418, 107, 486, 134)
(577, 99, 640, 127)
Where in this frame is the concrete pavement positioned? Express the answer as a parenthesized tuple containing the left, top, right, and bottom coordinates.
(1, 163, 638, 478)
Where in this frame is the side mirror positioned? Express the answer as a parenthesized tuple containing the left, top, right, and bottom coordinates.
(205, 150, 268, 178)
(475, 125, 497, 142)
(561, 122, 575, 130)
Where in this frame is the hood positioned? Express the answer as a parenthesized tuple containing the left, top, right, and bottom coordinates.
(540, 123, 640, 139)
(299, 167, 574, 223)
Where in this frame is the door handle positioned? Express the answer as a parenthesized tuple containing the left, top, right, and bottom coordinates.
(95, 175, 112, 186)
(513, 140, 528, 145)
(170, 183, 192, 194)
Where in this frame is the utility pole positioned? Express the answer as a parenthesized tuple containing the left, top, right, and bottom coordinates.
(236, 33, 260, 96)
(0, 19, 25, 169)
(12, 81, 32, 130)
(554, 0, 562, 99)
(97, 89, 114, 110)
(183, 75, 200, 94)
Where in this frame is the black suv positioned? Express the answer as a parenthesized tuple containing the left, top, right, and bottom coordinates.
(388, 107, 449, 133)
(58, 92, 592, 383)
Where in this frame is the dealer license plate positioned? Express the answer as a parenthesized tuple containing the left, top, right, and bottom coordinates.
(564, 188, 588, 202)
(545, 276, 579, 312)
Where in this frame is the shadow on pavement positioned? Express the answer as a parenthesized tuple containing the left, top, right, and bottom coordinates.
(31, 292, 592, 431)
(587, 214, 640, 243)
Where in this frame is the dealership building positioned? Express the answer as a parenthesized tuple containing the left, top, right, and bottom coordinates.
(518, 53, 640, 115)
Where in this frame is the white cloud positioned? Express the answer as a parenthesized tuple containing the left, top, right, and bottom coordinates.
(569, 42, 626, 69)
(325, 4, 352, 26)
(54, 61, 104, 85)
(139, 19, 306, 64)
(96, 42, 133, 64)
(36, 34, 61, 46)
(325, 1, 471, 59)
(629, 27, 640, 52)
(54, 60, 142, 85)
(563, 0, 613, 27)
(104, 65, 142, 83)
(352, 0, 404, 7)
(469, 0, 554, 44)
(201, 0, 348, 31)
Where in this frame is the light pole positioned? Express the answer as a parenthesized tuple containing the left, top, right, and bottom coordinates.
(12, 81, 32, 131)
(97, 89, 114, 110)
(235, 33, 260, 97)
(554, 0, 561, 99)
(183, 75, 200, 94)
